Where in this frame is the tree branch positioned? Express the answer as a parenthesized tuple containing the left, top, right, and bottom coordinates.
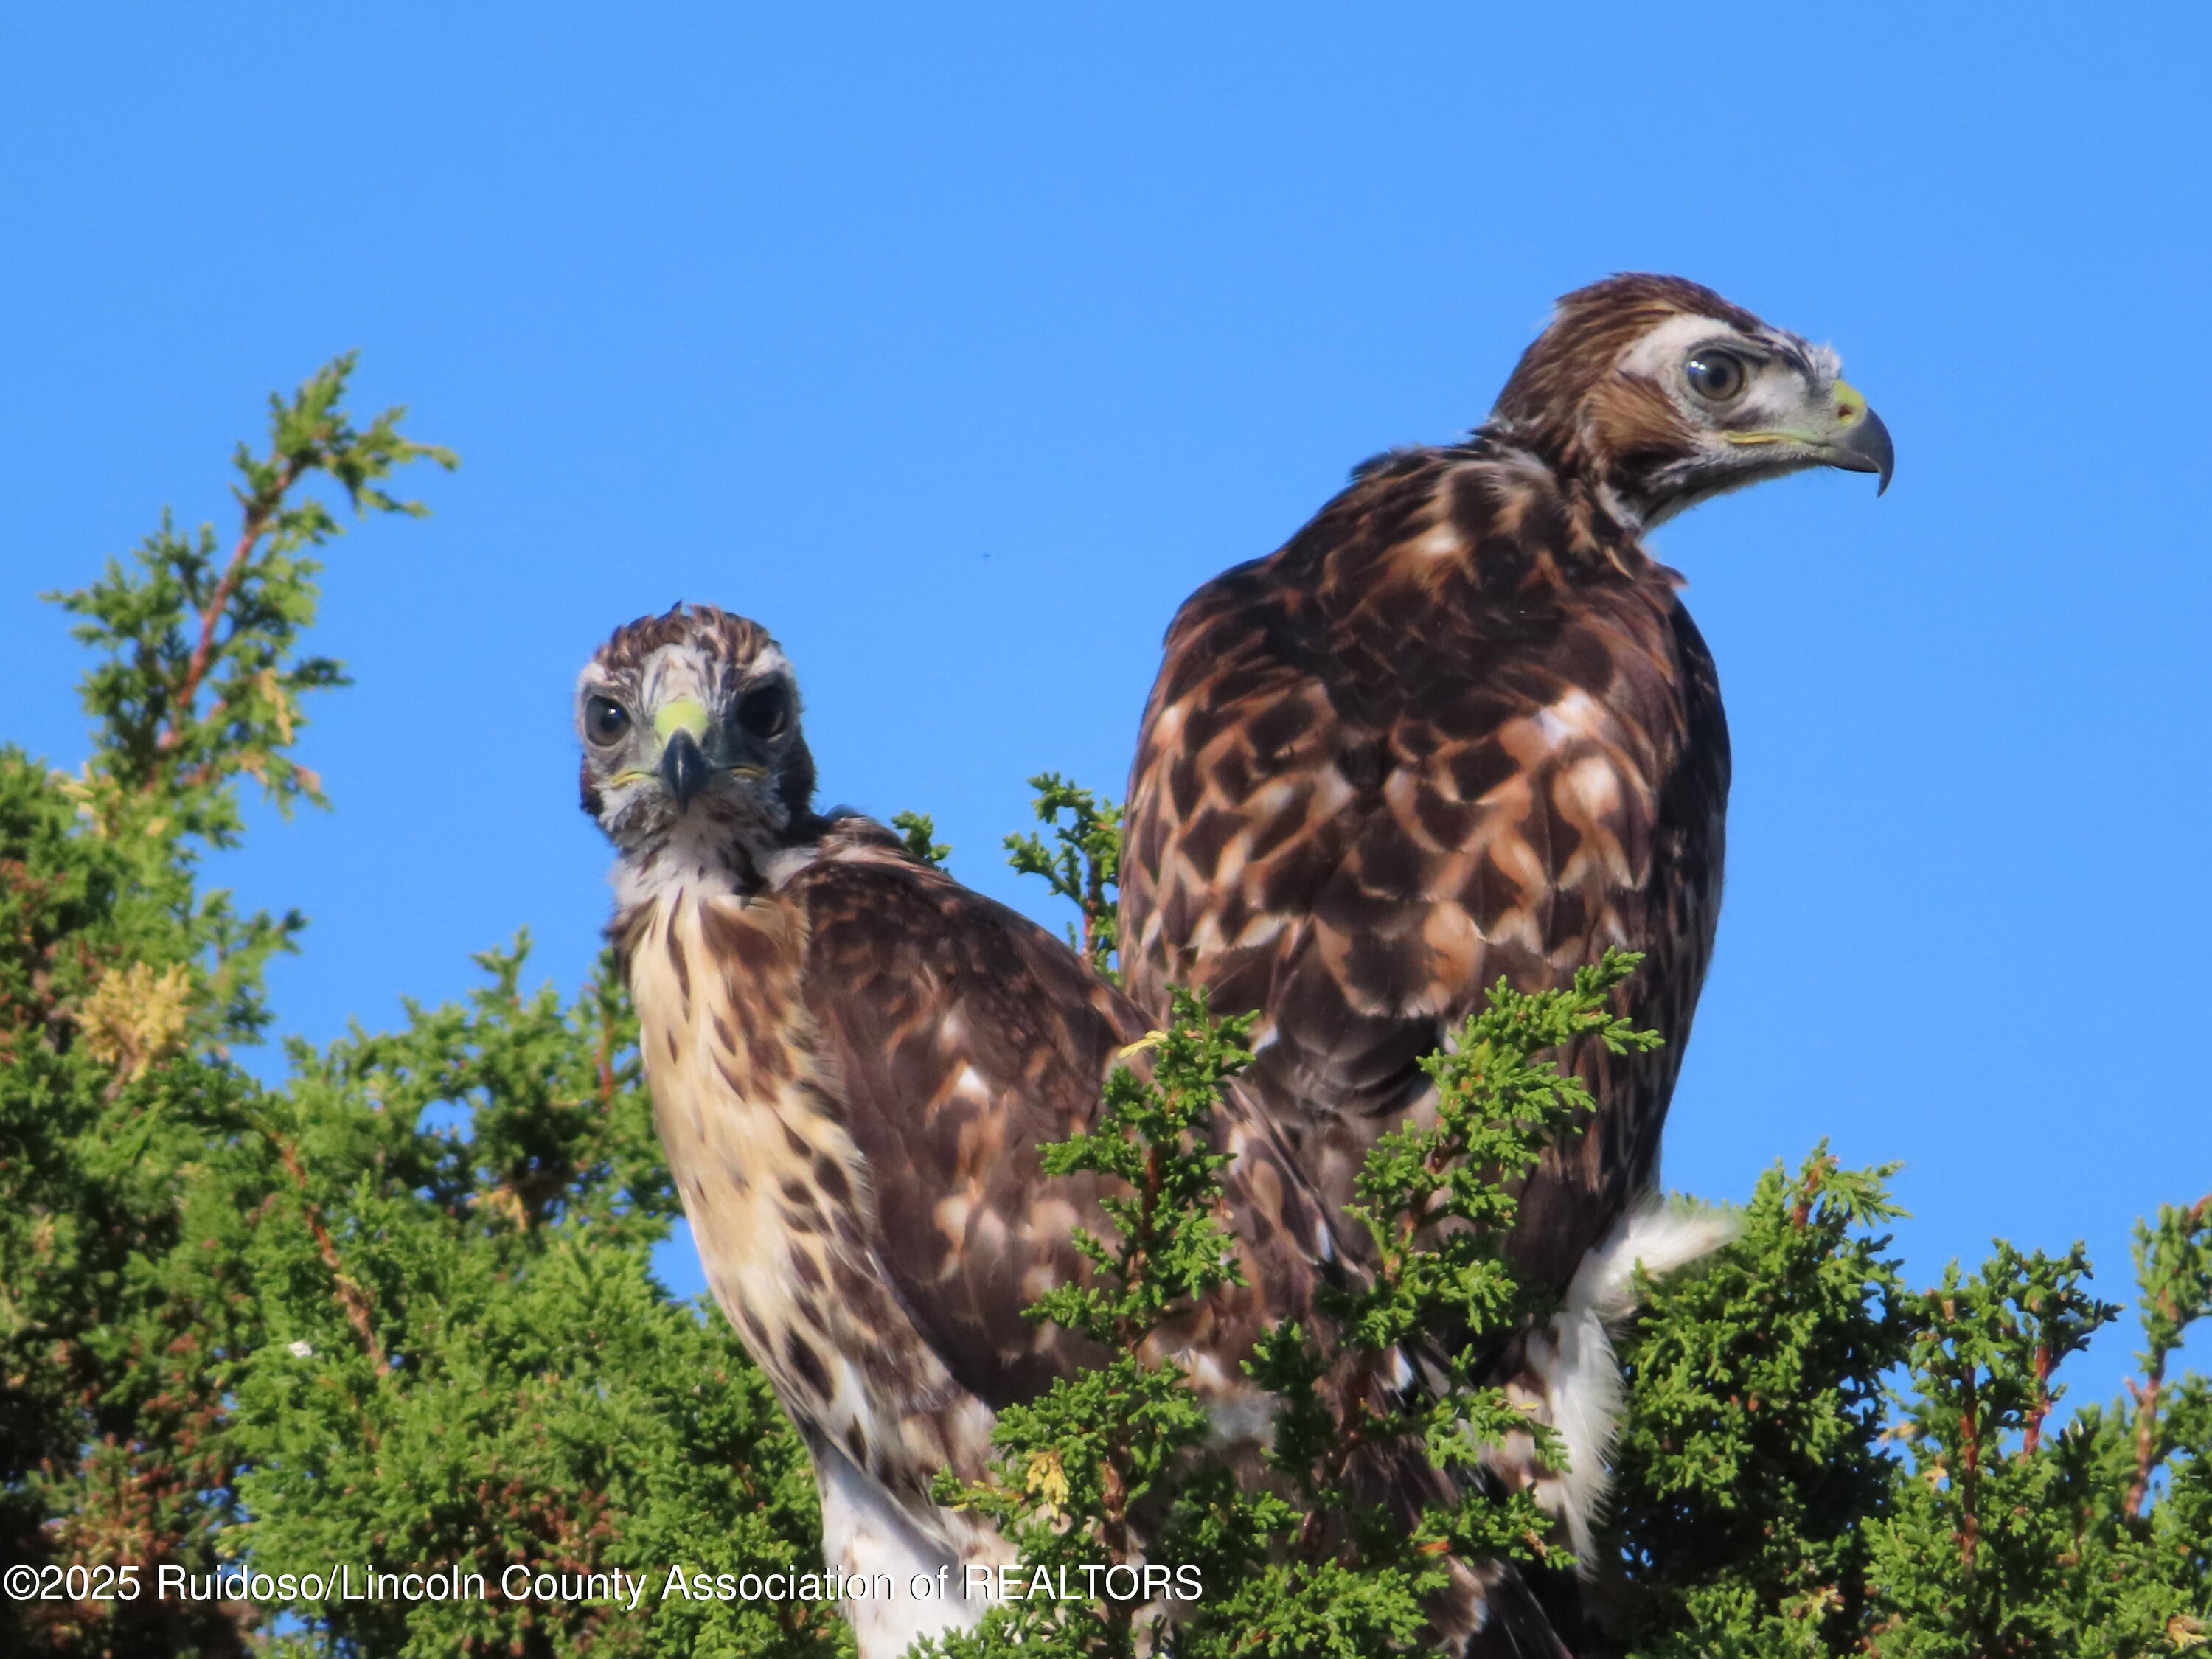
(272, 1133, 391, 1380)
(155, 459, 299, 771)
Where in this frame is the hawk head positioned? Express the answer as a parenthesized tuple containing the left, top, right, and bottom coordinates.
(575, 603, 818, 886)
(1490, 273, 1894, 529)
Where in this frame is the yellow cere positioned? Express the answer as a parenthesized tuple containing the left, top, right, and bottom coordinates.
(1832, 380, 1868, 426)
(653, 698, 712, 743)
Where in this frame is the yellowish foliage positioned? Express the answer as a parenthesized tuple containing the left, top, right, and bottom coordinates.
(78, 960, 193, 1082)
(1024, 1448, 1070, 1516)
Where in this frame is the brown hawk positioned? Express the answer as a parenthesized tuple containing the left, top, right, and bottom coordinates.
(1119, 274, 1891, 1565)
(576, 605, 1568, 1658)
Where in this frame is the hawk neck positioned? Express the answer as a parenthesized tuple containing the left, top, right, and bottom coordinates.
(609, 804, 844, 925)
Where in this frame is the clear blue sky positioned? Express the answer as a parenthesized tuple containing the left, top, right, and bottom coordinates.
(4, 5, 2207, 1406)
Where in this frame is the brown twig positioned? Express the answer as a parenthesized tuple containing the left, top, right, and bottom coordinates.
(2124, 1193, 2210, 1514)
(2021, 1333, 2053, 1457)
(271, 1132, 390, 1378)
(1789, 1148, 1834, 1230)
(1957, 1391, 1980, 1574)
(1080, 865, 1102, 965)
(2123, 1372, 2160, 1517)
(153, 460, 300, 771)
(596, 1004, 617, 1105)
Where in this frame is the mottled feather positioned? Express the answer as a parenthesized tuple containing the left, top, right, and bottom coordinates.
(1124, 436, 1728, 1293)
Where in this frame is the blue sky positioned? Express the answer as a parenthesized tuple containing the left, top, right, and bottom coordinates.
(4, 5, 2207, 1407)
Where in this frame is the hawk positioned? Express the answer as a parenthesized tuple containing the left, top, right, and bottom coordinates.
(577, 606, 1560, 1658)
(1119, 274, 1891, 1562)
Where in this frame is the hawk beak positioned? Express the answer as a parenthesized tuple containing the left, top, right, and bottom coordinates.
(660, 728, 709, 810)
(1820, 380, 1894, 495)
(652, 696, 714, 810)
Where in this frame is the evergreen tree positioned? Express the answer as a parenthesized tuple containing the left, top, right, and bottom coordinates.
(1, 361, 840, 1658)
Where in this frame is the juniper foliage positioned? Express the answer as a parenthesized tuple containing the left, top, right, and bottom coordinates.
(1003, 773, 1121, 978)
(1599, 1148, 1913, 1653)
(1598, 1172, 2211, 1655)
(1, 361, 839, 1659)
(891, 811, 952, 872)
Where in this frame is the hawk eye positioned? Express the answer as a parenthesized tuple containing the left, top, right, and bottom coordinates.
(584, 695, 630, 748)
(1683, 351, 1748, 402)
(734, 683, 789, 740)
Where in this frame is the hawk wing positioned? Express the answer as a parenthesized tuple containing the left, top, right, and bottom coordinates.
(632, 816, 1352, 1517)
(1120, 444, 1730, 1293)
(786, 818, 1342, 1415)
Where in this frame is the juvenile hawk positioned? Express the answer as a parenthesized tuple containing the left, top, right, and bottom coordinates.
(1119, 274, 1891, 1562)
(577, 607, 1557, 1657)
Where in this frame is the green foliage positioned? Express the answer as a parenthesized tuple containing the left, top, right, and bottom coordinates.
(228, 939, 839, 1659)
(1, 362, 835, 1658)
(1346, 956, 1656, 1363)
(50, 353, 454, 838)
(1604, 1150, 1915, 1655)
(1610, 1172, 2212, 1658)
(36, 354, 452, 1048)
(0, 742, 266, 1655)
(891, 810, 952, 871)
(1003, 773, 1121, 978)
(1851, 1203, 2210, 1659)
(1866, 1243, 2117, 1656)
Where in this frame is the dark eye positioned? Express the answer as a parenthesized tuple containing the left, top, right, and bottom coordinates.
(1684, 351, 1748, 402)
(584, 695, 630, 748)
(734, 683, 789, 740)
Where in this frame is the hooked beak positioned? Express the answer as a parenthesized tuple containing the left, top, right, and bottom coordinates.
(1818, 379, 1894, 495)
(646, 695, 768, 811)
(653, 696, 714, 810)
(1722, 377, 1895, 495)
(660, 728, 709, 810)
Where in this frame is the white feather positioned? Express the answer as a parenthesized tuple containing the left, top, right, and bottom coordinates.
(1529, 1197, 1739, 1567)
(813, 1447, 988, 1657)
